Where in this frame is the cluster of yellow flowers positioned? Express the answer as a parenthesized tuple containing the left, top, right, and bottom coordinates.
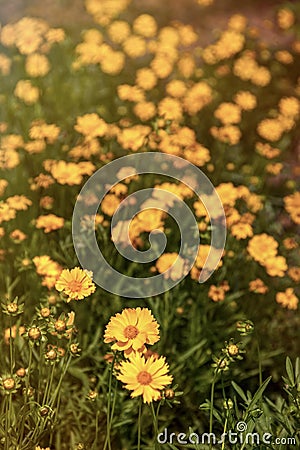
(0, 1, 298, 316)
(247, 233, 287, 277)
(104, 307, 173, 403)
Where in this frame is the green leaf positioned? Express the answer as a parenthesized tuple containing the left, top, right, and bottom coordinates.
(285, 356, 295, 385)
(231, 381, 248, 402)
(248, 376, 272, 409)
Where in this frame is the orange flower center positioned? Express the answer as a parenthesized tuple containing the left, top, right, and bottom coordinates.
(137, 370, 152, 385)
(68, 280, 82, 292)
(124, 325, 138, 339)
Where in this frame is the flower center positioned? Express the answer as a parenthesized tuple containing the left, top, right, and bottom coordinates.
(137, 370, 152, 385)
(124, 325, 138, 339)
(68, 280, 82, 292)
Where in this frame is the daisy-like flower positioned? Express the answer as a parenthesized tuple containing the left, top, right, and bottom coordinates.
(55, 267, 96, 302)
(104, 308, 159, 356)
(116, 352, 173, 403)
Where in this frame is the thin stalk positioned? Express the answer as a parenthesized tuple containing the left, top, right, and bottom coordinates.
(92, 410, 100, 449)
(5, 396, 9, 450)
(45, 362, 57, 406)
(150, 402, 159, 450)
(9, 317, 13, 374)
(37, 342, 45, 405)
(103, 352, 117, 450)
(50, 355, 72, 408)
(221, 410, 229, 450)
(19, 345, 33, 445)
(137, 397, 142, 450)
(209, 371, 218, 450)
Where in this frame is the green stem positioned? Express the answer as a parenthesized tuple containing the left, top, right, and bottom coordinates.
(50, 355, 72, 408)
(9, 317, 14, 374)
(103, 352, 117, 450)
(5, 396, 9, 450)
(37, 342, 45, 405)
(150, 402, 159, 450)
(209, 371, 218, 450)
(19, 345, 33, 445)
(221, 411, 229, 450)
(137, 397, 142, 450)
(41, 362, 56, 408)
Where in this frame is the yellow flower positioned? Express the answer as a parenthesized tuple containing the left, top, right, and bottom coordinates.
(25, 139, 46, 154)
(108, 21, 130, 43)
(100, 48, 125, 75)
(25, 53, 50, 77)
(214, 102, 241, 125)
(75, 113, 108, 138)
(277, 8, 295, 30)
(247, 233, 278, 264)
(135, 68, 157, 90)
(14, 80, 39, 104)
(29, 121, 60, 143)
(177, 54, 195, 78)
(264, 256, 287, 277)
(45, 27, 66, 44)
(228, 14, 247, 32)
(231, 222, 253, 240)
(49, 160, 95, 185)
(257, 119, 284, 142)
(117, 84, 145, 102)
(176, 24, 198, 46)
(0, 202, 17, 223)
(233, 54, 257, 81)
(288, 267, 300, 282)
(278, 97, 300, 118)
(0, 53, 11, 75)
(249, 279, 269, 294)
(155, 253, 186, 281)
(266, 163, 283, 175)
(151, 55, 173, 79)
(117, 125, 151, 151)
(123, 35, 146, 58)
(55, 267, 96, 301)
(208, 282, 229, 302)
(234, 91, 257, 110)
(183, 143, 210, 167)
(275, 50, 293, 64)
(133, 102, 156, 121)
(36, 214, 65, 233)
(166, 80, 187, 98)
(33, 255, 62, 289)
(0, 180, 8, 196)
(255, 142, 281, 159)
(251, 66, 271, 86)
(85, 0, 130, 25)
(101, 194, 121, 216)
(9, 229, 27, 242)
(6, 195, 32, 210)
(133, 14, 157, 38)
(276, 288, 298, 310)
(215, 183, 239, 206)
(158, 97, 182, 121)
(210, 125, 241, 145)
(283, 237, 298, 250)
(104, 308, 160, 356)
(284, 192, 300, 224)
(116, 352, 173, 403)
